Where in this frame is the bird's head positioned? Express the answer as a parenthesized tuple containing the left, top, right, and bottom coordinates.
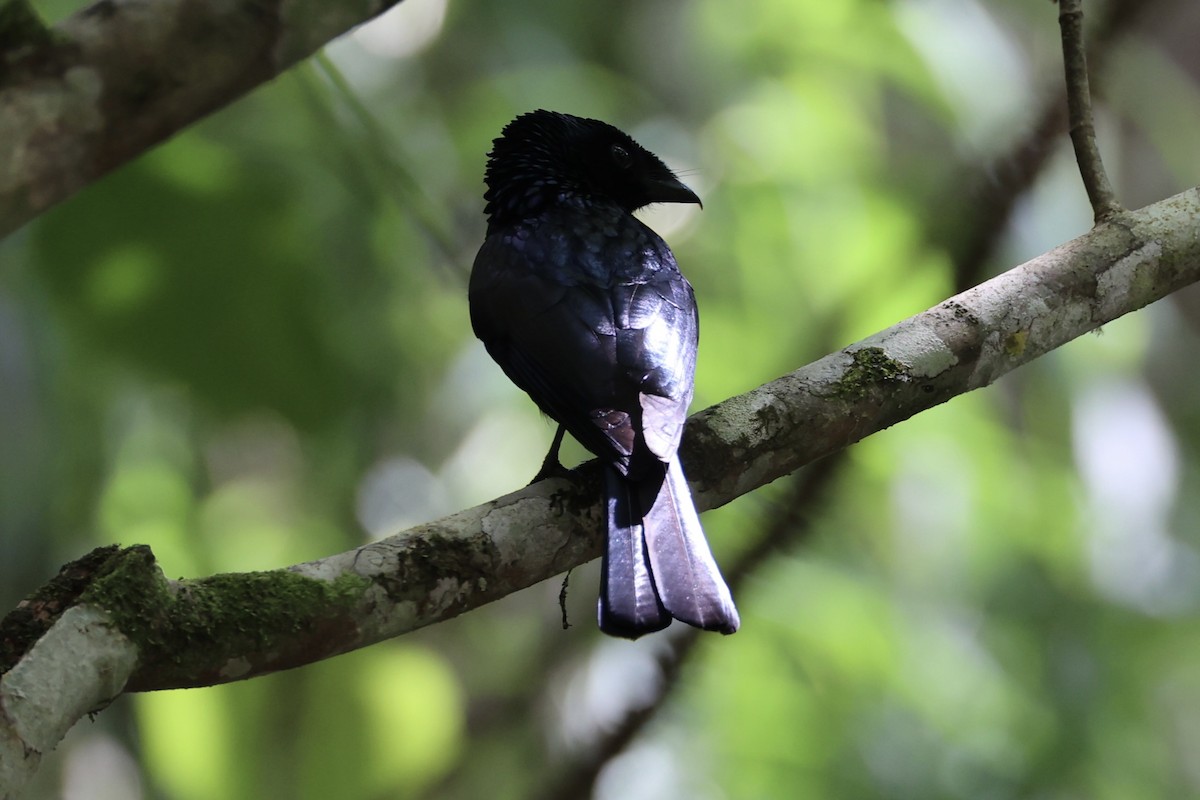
(482, 109, 701, 226)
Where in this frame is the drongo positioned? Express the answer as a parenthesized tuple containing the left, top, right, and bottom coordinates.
(469, 110, 738, 638)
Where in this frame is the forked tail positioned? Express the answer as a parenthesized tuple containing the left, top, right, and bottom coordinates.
(598, 461, 739, 638)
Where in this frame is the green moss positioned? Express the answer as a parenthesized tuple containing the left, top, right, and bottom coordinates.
(373, 532, 500, 609)
(79, 545, 171, 632)
(80, 545, 372, 689)
(1005, 329, 1029, 358)
(832, 346, 911, 401)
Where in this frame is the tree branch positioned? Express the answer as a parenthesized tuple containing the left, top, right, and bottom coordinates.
(4, 187, 1199, 797)
(1058, 0, 1124, 221)
(0, 606, 138, 796)
(0, 0, 404, 238)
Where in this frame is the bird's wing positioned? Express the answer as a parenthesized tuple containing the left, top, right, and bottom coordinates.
(470, 233, 625, 459)
(612, 274, 697, 463)
(469, 228, 697, 472)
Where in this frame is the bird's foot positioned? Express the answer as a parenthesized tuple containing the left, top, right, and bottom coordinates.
(529, 424, 572, 484)
(529, 452, 573, 484)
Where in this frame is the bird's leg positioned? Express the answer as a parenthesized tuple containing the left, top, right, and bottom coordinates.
(530, 425, 572, 483)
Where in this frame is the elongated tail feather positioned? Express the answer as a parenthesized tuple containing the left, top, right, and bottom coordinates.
(598, 468, 671, 637)
(643, 460, 739, 634)
(598, 462, 738, 638)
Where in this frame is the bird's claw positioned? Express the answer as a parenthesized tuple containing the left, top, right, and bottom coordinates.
(529, 453, 573, 484)
(529, 424, 572, 484)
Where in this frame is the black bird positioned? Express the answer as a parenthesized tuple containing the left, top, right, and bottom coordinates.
(469, 110, 739, 638)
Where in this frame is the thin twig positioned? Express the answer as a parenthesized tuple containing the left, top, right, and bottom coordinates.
(1057, 0, 1124, 221)
(948, 0, 1156, 292)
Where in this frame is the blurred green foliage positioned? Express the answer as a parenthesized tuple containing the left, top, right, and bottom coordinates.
(4, 0, 1200, 798)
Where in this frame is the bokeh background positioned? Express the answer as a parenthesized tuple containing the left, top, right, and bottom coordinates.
(4, 0, 1200, 797)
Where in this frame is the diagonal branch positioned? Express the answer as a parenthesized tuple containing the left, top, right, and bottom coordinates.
(0, 0, 405, 238)
(3, 186, 1199, 796)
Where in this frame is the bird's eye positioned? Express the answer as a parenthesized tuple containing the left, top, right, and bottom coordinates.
(610, 144, 632, 168)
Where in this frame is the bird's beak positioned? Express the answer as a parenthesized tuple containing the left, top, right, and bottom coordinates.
(645, 175, 703, 209)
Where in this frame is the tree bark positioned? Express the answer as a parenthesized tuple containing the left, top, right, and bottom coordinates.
(0, 0, 403, 238)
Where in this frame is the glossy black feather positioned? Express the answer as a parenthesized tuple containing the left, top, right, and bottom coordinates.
(600, 468, 671, 636)
(469, 110, 739, 638)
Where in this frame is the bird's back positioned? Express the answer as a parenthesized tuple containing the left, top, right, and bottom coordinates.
(470, 204, 698, 476)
